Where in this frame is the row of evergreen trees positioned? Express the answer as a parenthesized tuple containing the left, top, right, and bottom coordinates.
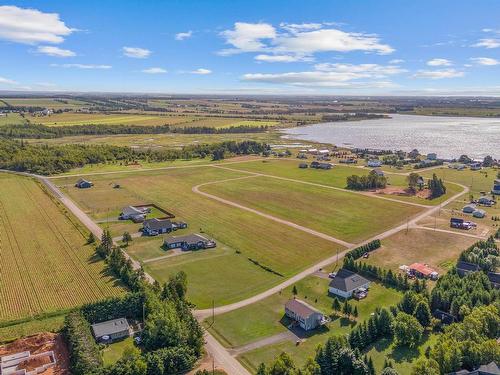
(428, 173, 446, 198)
(345, 240, 381, 261)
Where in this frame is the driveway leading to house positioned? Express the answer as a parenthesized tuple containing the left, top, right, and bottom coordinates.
(229, 331, 299, 356)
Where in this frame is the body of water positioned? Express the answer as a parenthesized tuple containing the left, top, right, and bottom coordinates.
(282, 114, 500, 159)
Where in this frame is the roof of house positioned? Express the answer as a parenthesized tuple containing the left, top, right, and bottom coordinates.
(91, 318, 130, 338)
(164, 233, 209, 245)
(285, 298, 323, 319)
(449, 362, 500, 375)
(328, 268, 370, 292)
(487, 272, 500, 285)
(372, 169, 384, 176)
(122, 206, 145, 216)
(432, 309, 455, 325)
(76, 178, 91, 184)
(456, 261, 480, 273)
(409, 263, 437, 276)
(143, 218, 173, 230)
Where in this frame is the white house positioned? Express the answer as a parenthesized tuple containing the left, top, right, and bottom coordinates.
(328, 269, 370, 299)
(367, 159, 382, 168)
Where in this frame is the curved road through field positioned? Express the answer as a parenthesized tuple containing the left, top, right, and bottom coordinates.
(1, 163, 470, 375)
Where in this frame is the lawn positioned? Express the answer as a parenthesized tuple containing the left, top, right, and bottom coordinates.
(0, 314, 66, 344)
(102, 337, 135, 366)
(224, 159, 460, 205)
(53, 166, 344, 308)
(32, 112, 195, 127)
(0, 113, 28, 126)
(364, 228, 477, 274)
(0, 173, 126, 322)
(206, 276, 402, 372)
(201, 174, 424, 243)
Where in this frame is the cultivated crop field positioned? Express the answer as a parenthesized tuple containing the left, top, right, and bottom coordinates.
(0, 173, 125, 322)
(32, 112, 195, 126)
(53, 166, 345, 307)
(0, 113, 28, 126)
(1, 98, 90, 109)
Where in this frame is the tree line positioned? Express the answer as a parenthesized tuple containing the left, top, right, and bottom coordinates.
(0, 138, 270, 174)
(0, 123, 269, 138)
(346, 170, 387, 190)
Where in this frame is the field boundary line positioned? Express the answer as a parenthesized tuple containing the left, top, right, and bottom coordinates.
(413, 225, 489, 240)
(212, 165, 432, 209)
(193, 177, 354, 248)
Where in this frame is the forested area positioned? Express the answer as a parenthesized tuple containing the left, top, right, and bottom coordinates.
(0, 139, 270, 174)
(346, 170, 387, 190)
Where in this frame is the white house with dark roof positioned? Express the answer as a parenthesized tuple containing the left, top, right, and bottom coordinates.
(284, 298, 328, 331)
(328, 268, 370, 298)
(91, 318, 131, 342)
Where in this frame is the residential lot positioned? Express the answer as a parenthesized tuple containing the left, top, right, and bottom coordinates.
(54, 167, 345, 308)
(364, 228, 478, 275)
(201, 174, 424, 243)
(0, 174, 125, 321)
(205, 275, 401, 372)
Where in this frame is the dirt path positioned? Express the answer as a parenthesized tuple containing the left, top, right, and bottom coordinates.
(229, 331, 298, 356)
(413, 225, 489, 240)
(193, 176, 355, 248)
(212, 165, 432, 209)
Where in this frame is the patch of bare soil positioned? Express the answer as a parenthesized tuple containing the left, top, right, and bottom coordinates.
(373, 187, 432, 199)
(0, 333, 70, 375)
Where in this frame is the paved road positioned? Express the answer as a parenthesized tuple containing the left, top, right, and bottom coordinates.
(193, 175, 355, 248)
(195, 179, 469, 319)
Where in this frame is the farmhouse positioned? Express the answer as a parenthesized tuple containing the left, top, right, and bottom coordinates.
(367, 159, 382, 167)
(75, 178, 93, 189)
(470, 162, 482, 171)
(456, 261, 480, 277)
(120, 205, 149, 222)
(328, 268, 370, 298)
(91, 318, 131, 342)
(164, 234, 216, 250)
(408, 263, 439, 280)
(284, 298, 328, 331)
(142, 218, 179, 236)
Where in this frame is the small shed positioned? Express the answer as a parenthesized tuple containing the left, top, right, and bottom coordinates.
(75, 178, 93, 189)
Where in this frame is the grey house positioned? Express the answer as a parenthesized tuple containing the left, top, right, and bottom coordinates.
(120, 206, 149, 222)
(448, 362, 500, 375)
(487, 272, 500, 289)
(328, 268, 370, 298)
(143, 218, 174, 236)
(75, 178, 93, 189)
(285, 299, 328, 331)
(91, 318, 131, 342)
(164, 234, 216, 250)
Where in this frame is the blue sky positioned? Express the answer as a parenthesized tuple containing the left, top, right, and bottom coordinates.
(0, 0, 499, 95)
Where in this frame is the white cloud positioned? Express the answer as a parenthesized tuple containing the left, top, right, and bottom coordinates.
(0, 76, 18, 85)
(219, 22, 276, 55)
(51, 63, 112, 69)
(427, 58, 452, 66)
(414, 69, 464, 79)
(122, 46, 151, 58)
(470, 57, 499, 66)
(190, 68, 212, 75)
(0, 5, 73, 44)
(219, 22, 394, 58)
(175, 31, 192, 40)
(242, 62, 403, 88)
(473, 38, 500, 48)
(389, 59, 405, 64)
(36, 45, 76, 57)
(142, 67, 167, 74)
(254, 54, 311, 63)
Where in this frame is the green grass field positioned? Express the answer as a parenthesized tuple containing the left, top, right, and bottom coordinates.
(201, 174, 423, 243)
(1, 98, 90, 109)
(223, 159, 460, 205)
(102, 337, 135, 366)
(0, 173, 126, 322)
(0, 314, 66, 344)
(0, 113, 28, 126)
(54, 167, 345, 308)
(205, 275, 401, 371)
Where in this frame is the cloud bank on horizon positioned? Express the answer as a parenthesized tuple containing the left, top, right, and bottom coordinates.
(0, 1, 499, 94)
